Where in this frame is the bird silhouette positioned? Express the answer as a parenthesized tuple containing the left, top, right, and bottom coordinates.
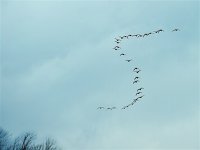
(172, 28, 180, 32)
(136, 92, 142, 96)
(120, 53, 126, 56)
(134, 76, 140, 80)
(136, 34, 142, 38)
(137, 88, 144, 92)
(131, 101, 135, 105)
(115, 38, 121, 41)
(124, 35, 129, 39)
(147, 32, 154, 36)
(125, 59, 132, 62)
(115, 41, 120, 44)
(113, 48, 118, 50)
(133, 67, 139, 71)
(119, 36, 124, 39)
(107, 107, 116, 110)
(133, 98, 139, 102)
(122, 106, 128, 109)
(138, 95, 144, 99)
(154, 29, 164, 33)
(97, 107, 105, 109)
(114, 46, 120, 49)
(133, 80, 139, 84)
(132, 34, 138, 37)
(134, 69, 141, 73)
(143, 33, 148, 37)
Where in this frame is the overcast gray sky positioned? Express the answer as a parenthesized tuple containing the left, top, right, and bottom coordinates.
(1, 0, 199, 149)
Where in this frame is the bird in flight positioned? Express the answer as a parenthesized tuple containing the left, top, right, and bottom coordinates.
(113, 48, 118, 50)
(125, 59, 132, 62)
(119, 36, 124, 39)
(172, 28, 180, 32)
(138, 95, 145, 99)
(107, 107, 116, 110)
(154, 29, 164, 33)
(147, 32, 153, 35)
(133, 67, 139, 71)
(134, 69, 141, 73)
(137, 88, 144, 92)
(115, 41, 120, 44)
(115, 38, 121, 41)
(132, 34, 138, 37)
(136, 92, 142, 96)
(113, 46, 121, 49)
(120, 53, 126, 56)
(124, 35, 129, 39)
(134, 76, 140, 80)
(133, 98, 139, 102)
(131, 101, 135, 105)
(133, 80, 139, 84)
(143, 33, 149, 37)
(97, 107, 105, 109)
(136, 34, 142, 38)
(122, 106, 128, 109)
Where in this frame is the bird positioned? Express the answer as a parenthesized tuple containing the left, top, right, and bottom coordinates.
(147, 32, 153, 35)
(124, 35, 129, 39)
(127, 104, 132, 107)
(133, 80, 139, 84)
(113, 46, 120, 50)
(133, 67, 139, 71)
(119, 36, 124, 39)
(143, 33, 148, 37)
(114, 46, 120, 49)
(97, 107, 104, 109)
(138, 95, 144, 99)
(107, 107, 116, 110)
(115, 41, 120, 44)
(137, 88, 144, 92)
(154, 29, 164, 33)
(136, 92, 142, 96)
(111, 107, 116, 109)
(125, 59, 132, 62)
(131, 101, 135, 105)
(158, 29, 164, 32)
(128, 34, 132, 37)
(120, 53, 126, 56)
(132, 34, 138, 37)
(122, 106, 128, 109)
(134, 76, 140, 80)
(136, 34, 142, 38)
(134, 69, 141, 73)
(133, 98, 139, 102)
(115, 38, 121, 41)
(172, 28, 180, 32)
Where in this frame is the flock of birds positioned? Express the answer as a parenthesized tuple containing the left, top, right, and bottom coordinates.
(97, 28, 180, 111)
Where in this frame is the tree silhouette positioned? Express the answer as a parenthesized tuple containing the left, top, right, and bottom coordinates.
(0, 127, 60, 150)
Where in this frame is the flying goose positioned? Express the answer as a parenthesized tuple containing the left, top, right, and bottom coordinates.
(97, 107, 105, 109)
(137, 88, 144, 92)
(125, 59, 132, 62)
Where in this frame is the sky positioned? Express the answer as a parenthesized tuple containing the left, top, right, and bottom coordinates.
(0, 0, 200, 150)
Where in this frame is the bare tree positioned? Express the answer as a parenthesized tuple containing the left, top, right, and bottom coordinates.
(44, 138, 57, 150)
(0, 128, 10, 150)
(9, 132, 35, 150)
(0, 128, 60, 150)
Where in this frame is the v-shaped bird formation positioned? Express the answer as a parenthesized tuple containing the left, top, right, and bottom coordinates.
(97, 28, 180, 111)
